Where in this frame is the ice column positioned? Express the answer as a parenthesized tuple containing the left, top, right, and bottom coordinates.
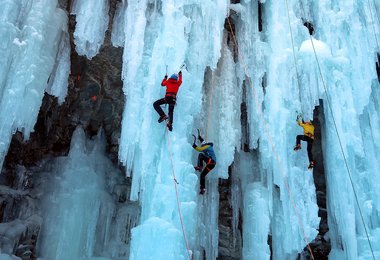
(71, 0, 110, 59)
(234, 0, 320, 258)
(115, 1, 229, 259)
(307, 1, 380, 259)
(39, 128, 131, 259)
(0, 0, 68, 170)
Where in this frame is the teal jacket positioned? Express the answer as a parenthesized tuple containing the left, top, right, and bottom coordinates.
(192, 142, 217, 162)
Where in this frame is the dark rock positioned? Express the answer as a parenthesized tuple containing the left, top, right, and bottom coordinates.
(302, 101, 330, 259)
(217, 169, 242, 260)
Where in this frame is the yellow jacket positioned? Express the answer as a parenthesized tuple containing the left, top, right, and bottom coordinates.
(297, 120, 314, 139)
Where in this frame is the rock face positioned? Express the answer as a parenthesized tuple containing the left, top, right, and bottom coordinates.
(0, 1, 130, 259)
(217, 175, 242, 260)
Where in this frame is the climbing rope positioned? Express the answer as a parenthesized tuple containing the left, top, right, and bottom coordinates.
(284, 0, 304, 111)
(166, 128, 193, 260)
(298, 2, 376, 259)
(206, 70, 216, 141)
(373, 0, 380, 29)
(226, 16, 315, 260)
(366, 0, 380, 51)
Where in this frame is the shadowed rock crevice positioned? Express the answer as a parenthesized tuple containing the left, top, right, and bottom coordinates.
(217, 168, 242, 260)
(300, 101, 331, 260)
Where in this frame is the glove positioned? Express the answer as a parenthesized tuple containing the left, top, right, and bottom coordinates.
(178, 71, 182, 75)
(164, 75, 168, 79)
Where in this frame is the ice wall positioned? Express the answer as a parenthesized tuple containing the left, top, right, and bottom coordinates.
(239, 0, 379, 259)
(113, 1, 230, 259)
(0, 0, 378, 259)
(229, 1, 319, 258)
(228, 0, 380, 259)
(38, 127, 136, 259)
(0, 0, 69, 170)
(112, 0, 379, 258)
(300, 1, 380, 259)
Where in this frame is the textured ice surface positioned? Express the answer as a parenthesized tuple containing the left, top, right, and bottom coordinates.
(114, 0, 380, 259)
(38, 127, 134, 259)
(71, 0, 109, 59)
(0, 0, 69, 170)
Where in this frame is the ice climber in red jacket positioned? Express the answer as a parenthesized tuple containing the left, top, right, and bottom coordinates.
(153, 71, 182, 131)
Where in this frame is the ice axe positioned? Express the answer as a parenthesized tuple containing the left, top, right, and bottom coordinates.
(196, 129, 205, 142)
(296, 110, 303, 119)
(179, 63, 188, 72)
(296, 110, 305, 123)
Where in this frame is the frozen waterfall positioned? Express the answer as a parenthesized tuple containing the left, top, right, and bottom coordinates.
(0, 0, 379, 259)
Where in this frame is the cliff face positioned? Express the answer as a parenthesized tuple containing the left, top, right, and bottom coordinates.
(0, 0, 379, 259)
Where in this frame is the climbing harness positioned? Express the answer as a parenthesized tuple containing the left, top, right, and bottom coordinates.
(226, 15, 316, 259)
(296, 2, 376, 258)
(165, 128, 193, 260)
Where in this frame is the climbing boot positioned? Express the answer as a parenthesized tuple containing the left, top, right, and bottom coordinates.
(293, 144, 301, 151)
(200, 188, 206, 195)
(308, 161, 315, 170)
(167, 122, 173, 131)
(158, 115, 169, 123)
(194, 166, 202, 172)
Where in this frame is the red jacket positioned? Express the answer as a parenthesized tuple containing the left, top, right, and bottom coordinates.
(161, 74, 182, 96)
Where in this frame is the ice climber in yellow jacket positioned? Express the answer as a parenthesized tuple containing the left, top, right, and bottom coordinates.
(294, 114, 315, 169)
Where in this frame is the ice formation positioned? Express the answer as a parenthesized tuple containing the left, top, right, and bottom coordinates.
(0, 0, 69, 170)
(0, 0, 379, 259)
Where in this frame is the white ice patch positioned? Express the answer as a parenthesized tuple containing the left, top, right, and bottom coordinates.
(299, 38, 332, 58)
(12, 38, 26, 46)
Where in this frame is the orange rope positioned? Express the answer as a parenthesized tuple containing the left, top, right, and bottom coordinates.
(226, 17, 315, 259)
(166, 128, 193, 260)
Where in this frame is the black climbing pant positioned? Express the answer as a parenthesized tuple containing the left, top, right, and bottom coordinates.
(296, 135, 314, 162)
(197, 153, 216, 190)
(153, 96, 176, 124)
